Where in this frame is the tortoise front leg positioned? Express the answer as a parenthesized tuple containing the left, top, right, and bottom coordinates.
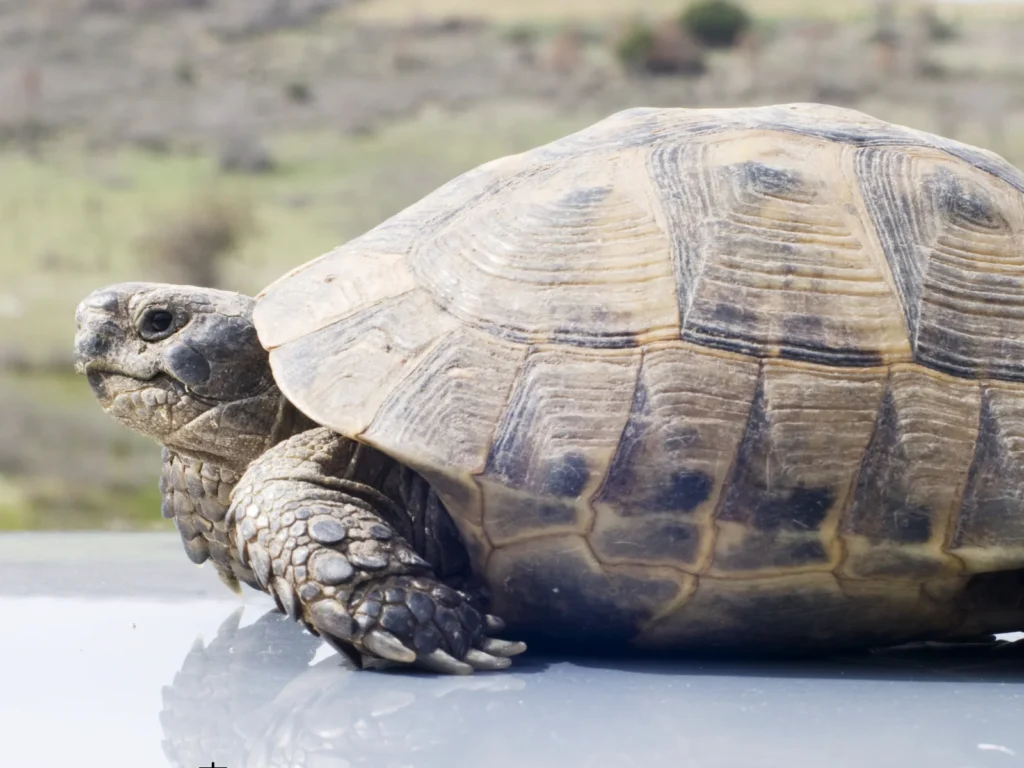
(226, 428, 526, 674)
(161, 448, 258, 594)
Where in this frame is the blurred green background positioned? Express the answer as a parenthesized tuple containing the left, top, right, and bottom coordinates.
(3, 0, 1023, 529)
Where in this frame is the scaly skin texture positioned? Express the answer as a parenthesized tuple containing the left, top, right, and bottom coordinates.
(230, 427, 519, 671)
(159, 450, 255, 592)
(74, 282, 525, 673)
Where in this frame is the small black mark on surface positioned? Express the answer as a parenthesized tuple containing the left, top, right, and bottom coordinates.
(787, 539, 829, 563)
(781, 313, 825, 342)
(543, 452, 591, 498)
(753, 486, 835, 532)
(652, 470, 714, 513)
(562, 185, 612, 208)
(711, 302, 758, 330)
(736, 161, 803, 197)
(893, 506, 933, 544)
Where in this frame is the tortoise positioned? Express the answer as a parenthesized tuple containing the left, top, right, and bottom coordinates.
(74, 103, 1024, 674)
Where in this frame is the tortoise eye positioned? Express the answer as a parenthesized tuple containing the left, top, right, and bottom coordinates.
(139, 308, 177, 341)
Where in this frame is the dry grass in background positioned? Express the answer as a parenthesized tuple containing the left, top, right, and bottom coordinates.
(4, 0, 1024, 527)
(343, 0, 1023, 23)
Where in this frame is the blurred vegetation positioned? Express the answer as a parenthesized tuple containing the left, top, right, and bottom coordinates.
(616, 18, 706, 75)
(918, 5, 958, 41)
(679, 0, 751, 48)
(615, 20, 659, 72)
(0, 369, 165, 530)
(3, 0, 1024, 529)
(138, 196, 255, 288)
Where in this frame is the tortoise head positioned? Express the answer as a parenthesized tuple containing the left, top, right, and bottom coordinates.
(74, 282, 281, 465)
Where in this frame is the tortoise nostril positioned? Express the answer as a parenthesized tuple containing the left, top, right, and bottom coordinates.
(74, 329, 112, 365)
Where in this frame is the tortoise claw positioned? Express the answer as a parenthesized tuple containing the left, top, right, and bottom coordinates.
(464, 649, 512, 670)
(420, 648, 474, 675)
(364, 630, 416, 663)
(480, 638, 527, 657)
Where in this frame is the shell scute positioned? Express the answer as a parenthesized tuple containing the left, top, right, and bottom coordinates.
(479, 347, 639, 547)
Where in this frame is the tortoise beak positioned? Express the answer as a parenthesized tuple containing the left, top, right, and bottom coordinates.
(74, 287, 136, 377)
(74, 296, 119, 376)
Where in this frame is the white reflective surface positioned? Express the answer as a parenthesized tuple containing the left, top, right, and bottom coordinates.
(1, 533, 1022, 768)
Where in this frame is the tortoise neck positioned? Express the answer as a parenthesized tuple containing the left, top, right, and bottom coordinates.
(163, 391, 316, 475)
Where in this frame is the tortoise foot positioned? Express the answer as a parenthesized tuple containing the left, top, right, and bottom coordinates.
(229, 429, 525, 674)
(334, 574, 525, 674)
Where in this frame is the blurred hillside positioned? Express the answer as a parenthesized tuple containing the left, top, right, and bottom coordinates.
(3, 0, 1024, 529)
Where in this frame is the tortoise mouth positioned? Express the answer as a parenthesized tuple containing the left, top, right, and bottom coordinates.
(86, 370, 112, 401)
(86, 369, 180, 408)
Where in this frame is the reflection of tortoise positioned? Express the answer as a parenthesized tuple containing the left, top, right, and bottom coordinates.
(158, 609, 1022, 768)
(75, 103, 1024, 673)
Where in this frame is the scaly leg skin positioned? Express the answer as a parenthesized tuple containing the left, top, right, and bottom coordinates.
(226, 428, 525, 674)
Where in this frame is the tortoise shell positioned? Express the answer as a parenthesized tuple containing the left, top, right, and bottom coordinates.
(254, 103, 1024, 650)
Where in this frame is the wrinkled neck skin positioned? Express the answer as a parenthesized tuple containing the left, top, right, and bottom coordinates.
(147, 384, 308, 474)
